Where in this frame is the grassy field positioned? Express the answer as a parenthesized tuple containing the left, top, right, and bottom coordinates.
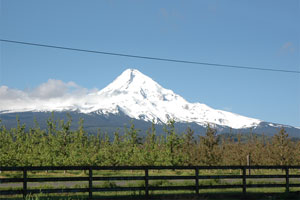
(1, 191, 300, 200)
(1, 169, 300, 199)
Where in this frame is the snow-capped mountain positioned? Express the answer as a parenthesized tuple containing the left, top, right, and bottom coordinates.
(84, 69, 260, 129)
(1, 69, 299, 136)
(1, 69, 259, 129)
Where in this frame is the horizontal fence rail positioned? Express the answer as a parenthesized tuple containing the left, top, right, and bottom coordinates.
(1, 166, 300, 199)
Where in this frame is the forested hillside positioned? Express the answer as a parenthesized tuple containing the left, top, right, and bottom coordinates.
(1, 115, 299, 166)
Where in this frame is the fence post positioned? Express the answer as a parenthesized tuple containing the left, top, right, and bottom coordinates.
(195, 167, 199, 195)
(247, 154, 251, 175)
(89, 167, 93, 199)
(23, 167, 27, 199)
(145, 168, 149, 197)
(242, 166, 246, 195)
(285, 167, 289, 193)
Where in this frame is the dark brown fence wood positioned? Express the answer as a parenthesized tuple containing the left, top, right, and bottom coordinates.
(286, 167, 289, 192)
(23, 168, 27, 199)
(195, 167, 199, 195)
(0, 165, 300, 198)
(89, 167, 92, 199)
(145, 168, 149, 197)
(242, 167, 246, 195)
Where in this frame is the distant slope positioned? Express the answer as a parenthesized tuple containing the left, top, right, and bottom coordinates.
(1, 111, 299, 138)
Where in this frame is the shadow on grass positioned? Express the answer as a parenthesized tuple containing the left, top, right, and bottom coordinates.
(1, 192, 300, 200)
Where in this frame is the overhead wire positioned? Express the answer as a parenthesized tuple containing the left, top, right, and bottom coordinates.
(0, 39, 299, 74)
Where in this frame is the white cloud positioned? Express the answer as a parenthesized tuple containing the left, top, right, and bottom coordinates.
(0, 79, 98, 112)
(0, 86, 27, 100)
(30, 79, 72, 99)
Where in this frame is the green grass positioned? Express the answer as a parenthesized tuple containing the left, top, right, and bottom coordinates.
(1, 190, 300, 200)
(1, 169, 300, 199)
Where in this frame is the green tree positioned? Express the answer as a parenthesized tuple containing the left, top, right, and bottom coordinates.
(182, 127, 197, 166)
(142, 122, 159, 165)
(269, 128, 294, 165)
(163, 120, 183, 165)
(199, 125, 221, 166)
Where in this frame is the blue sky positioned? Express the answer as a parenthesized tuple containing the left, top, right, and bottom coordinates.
(0, 0, 299, 127)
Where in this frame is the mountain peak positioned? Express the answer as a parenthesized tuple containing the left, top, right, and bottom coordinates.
(118, 68, 145, 86)
(123, 68, 142, 76)
(99, 68, 163, 96)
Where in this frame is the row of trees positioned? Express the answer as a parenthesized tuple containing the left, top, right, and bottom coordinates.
(0, 115, 299, 166)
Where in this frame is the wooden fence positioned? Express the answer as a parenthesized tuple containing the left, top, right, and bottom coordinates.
(1, 166, 300, 199)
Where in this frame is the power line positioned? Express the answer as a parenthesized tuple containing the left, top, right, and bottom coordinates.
(0, 38, 299, 74)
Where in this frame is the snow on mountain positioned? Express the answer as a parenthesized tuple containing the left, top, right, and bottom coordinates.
(86, 69, 261, 128)
(0, 69, 261, 129)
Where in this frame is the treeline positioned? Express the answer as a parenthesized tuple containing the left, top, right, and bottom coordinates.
(0, 115, 299, 166)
